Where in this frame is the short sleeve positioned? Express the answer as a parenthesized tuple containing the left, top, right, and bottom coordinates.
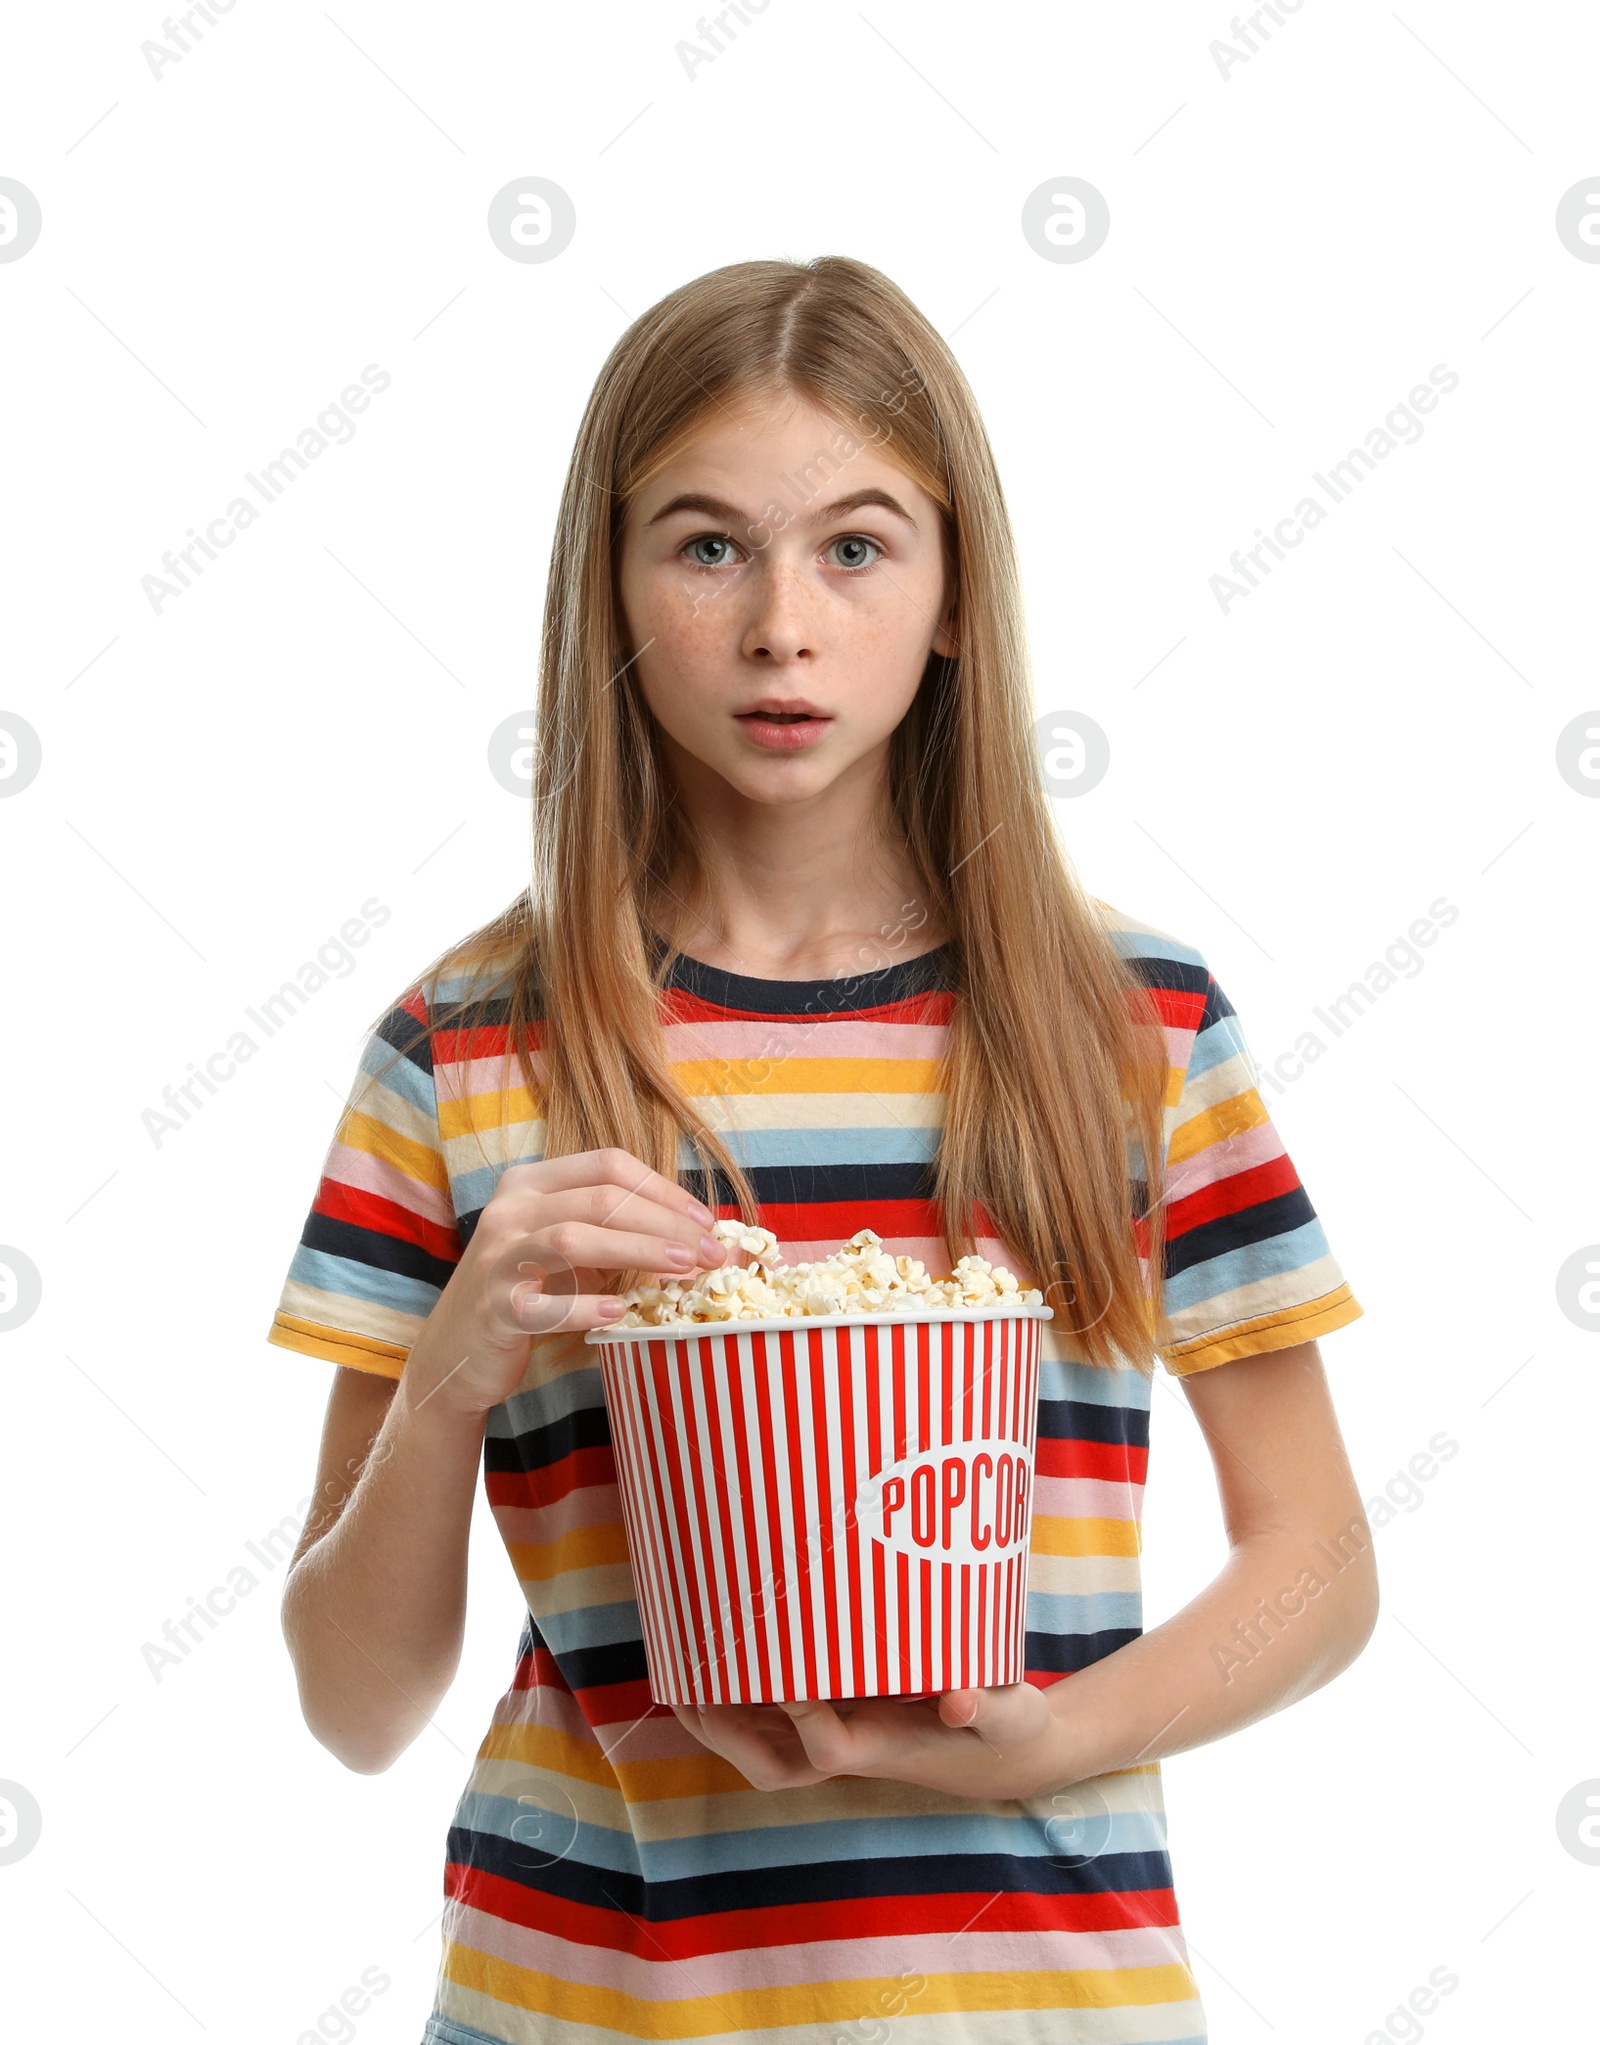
(1157, 965, 1363, 1374)
(265, 986, 463, 1379)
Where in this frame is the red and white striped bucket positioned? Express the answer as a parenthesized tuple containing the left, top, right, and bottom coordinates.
(587, 1308, 1050, 1706)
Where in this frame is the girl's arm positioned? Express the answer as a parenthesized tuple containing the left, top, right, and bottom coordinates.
(1030, 1336, 1380, 1781)
(675, 1340, 1379, 1798)
(280, 1149, 726, 1774)
(279, 1363, 487, 1775)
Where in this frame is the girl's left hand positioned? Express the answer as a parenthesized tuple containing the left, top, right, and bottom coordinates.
(670, 1684, 1066, 1801)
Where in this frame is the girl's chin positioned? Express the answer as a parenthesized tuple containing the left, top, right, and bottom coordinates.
(663, 731, 891, 807)
(726, 765, 842, 804)
(686, 748, 848, 801)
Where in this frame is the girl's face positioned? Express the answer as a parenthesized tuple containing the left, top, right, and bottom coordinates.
(617, 392, 957, 808)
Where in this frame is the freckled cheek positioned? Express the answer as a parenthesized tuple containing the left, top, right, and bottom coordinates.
(631, 595, 742, 737)
(848, 611, 898, 660)
(642, 607, 737, 703)
(848, 608, 931, 700)
(625, 569, 737, 680)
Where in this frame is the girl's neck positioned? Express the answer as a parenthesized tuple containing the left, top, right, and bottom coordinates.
(654, 744, 945, 982)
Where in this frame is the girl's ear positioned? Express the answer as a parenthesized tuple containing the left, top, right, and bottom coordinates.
(932, 610, 959, 659)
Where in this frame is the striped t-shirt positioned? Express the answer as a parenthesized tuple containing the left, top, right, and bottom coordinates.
(267, 902, 1363, 2045)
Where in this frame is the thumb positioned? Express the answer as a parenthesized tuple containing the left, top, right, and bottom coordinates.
(776, 1697, 827, 1722)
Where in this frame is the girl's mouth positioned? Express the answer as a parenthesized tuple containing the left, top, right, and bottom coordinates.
(734, 706, 833, 751)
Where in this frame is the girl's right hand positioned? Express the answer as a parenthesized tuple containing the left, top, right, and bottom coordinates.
(401, 1149, 727, 1418)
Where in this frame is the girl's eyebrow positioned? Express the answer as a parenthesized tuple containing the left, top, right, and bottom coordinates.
(644, 486, 919, 532)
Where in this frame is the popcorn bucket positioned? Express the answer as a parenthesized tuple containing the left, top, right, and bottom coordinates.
(587, 1306, 1051, 1706)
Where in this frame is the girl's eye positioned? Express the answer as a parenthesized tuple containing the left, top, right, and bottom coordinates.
(827, 534, 882, 572)
(684, 534, 741, 568)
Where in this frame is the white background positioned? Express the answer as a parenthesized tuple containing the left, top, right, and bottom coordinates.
(3, 2, 1597, 2039)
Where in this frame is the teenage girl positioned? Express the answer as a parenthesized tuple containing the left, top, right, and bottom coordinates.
(271, 255, 1375, 2045)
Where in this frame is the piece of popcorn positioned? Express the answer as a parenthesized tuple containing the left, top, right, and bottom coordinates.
(711, 1218, 781, 1265)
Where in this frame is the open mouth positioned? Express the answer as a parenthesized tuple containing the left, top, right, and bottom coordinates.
(734, 702, 833, 750)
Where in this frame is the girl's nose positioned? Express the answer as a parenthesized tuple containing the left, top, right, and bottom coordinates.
(740, 564, 816, 664)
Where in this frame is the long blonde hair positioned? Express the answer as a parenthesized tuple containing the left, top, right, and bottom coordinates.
(381, 255, 1171, 1370)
